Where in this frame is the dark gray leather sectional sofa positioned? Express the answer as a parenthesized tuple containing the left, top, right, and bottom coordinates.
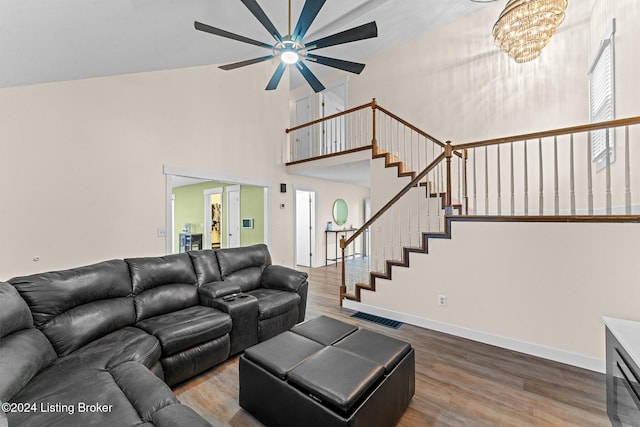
(0, 244, 308, 426)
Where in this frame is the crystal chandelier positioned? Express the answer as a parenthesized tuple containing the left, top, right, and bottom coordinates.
(493, 0, 568, 63)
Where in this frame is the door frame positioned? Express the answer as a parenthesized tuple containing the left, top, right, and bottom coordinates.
(163, 165, 271, 254)
(293, 185, 317, 268)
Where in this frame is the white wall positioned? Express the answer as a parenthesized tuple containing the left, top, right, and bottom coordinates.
(357, 220, 640, 367)
(0, 64, 369, 279)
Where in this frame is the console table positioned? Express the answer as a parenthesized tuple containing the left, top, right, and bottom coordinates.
(325, 229, 357, 266)
(604, 317, 640, 427)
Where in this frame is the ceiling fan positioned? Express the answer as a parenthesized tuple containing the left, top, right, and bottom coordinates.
(194, 0, 378, 93)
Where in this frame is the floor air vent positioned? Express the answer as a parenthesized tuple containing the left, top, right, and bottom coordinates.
(351, 312, 403, 329)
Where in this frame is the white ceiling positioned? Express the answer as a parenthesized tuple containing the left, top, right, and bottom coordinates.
(2, 0, 495, 188)
(0, 0, 493, 89)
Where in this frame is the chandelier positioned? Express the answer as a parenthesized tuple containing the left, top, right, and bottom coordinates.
(493, 0, 568, 63)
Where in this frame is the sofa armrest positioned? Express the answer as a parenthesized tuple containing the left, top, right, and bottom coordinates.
(198, 281, 242, 307)
(261, 265, 308, 292)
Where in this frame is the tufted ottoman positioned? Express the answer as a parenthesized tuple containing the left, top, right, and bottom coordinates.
(239, 315, 415, 427)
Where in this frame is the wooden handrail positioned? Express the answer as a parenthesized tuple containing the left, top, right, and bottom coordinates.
(453, 116, 640, 151)
(341, 152, 447, 249)
(375, 105, 446, 148)
(285, 100, 374, 133)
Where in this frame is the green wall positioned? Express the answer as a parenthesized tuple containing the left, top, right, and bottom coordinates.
(240, 186, 264, 247)
(173, 181, 264, 253)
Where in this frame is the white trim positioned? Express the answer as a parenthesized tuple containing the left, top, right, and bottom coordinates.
(263, 187, 271, 247)
(203, 187, 224, 250)
(163, 164, 273, 253)
(342, 300, 605, 373)
(293, 185, 319, 267)
(163, 165, 272, 188)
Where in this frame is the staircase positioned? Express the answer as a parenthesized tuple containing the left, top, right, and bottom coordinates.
(285, 99, 640, 306)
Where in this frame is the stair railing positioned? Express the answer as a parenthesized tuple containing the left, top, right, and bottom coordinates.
(453, 117, 640, 216)
(340, 114, 640, 304)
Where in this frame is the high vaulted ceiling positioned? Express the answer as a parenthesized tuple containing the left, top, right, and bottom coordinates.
(0, 0, 493, 89)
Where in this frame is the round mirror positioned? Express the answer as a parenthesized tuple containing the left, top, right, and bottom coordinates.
(332, 199, 348, 226)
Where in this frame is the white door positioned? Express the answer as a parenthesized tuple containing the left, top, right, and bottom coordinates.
(226, 185, 240, 248)
(294, 95, 312, 160)
(295, 190, 315, 267)
(320, 84, 346, 154)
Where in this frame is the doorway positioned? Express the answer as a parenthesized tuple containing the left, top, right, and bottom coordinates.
(204, 188, 223, 249)
(295, 189, 316, 267)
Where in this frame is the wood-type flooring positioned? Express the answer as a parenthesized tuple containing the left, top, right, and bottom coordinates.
(174, 264, 610, 426)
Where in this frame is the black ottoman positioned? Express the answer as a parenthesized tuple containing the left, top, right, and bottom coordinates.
(239, 315, 415, 427)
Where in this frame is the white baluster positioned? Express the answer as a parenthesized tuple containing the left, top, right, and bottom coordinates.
(473, 148, 477, 215)
(570, 134, 576, 215)
(554, 136, 559, 215)
(587, 132, 594, 215)
(484, 146, 489, 215)
(539, 138, 544, 215)
(605, 129, 612, 215)
(625, 126, 631, 214)
(510, 142, 515, 215)
(497, 145, 502, 215)
(524, 140, 529, 216)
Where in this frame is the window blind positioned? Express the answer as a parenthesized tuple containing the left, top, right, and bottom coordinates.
(589, 21, 616, 171)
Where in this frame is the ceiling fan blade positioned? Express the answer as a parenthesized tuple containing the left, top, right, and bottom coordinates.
(219, 55, 274, 71)
(305, 54, 365, 74)
(292, 0, 326, 43)
(295, 61, 325, 93)
(305, 21, 378, 51)
(265, 62, 287, 91)
(240, 0, 283, 42)
(195, 21, 272, 49)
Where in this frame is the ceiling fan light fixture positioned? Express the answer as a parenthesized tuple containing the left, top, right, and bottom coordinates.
(280, 49, 299, 65)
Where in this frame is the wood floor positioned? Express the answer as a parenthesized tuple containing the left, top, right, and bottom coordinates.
(174, 265, 610, 426)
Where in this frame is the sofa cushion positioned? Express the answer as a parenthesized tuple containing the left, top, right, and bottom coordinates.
(8, 361, 187, 427)
(188, 250, 222, 285)
(126, 253, 197, 294)
(261, 265, 308, 292)
(59, 326, 161, 370)
(0, 328, 57, 403)
(0, 281, 34, 337)
(216, 244, 271, 292)
(136, 306, 232, 356)
(161, 335, 231, 386)
(9, 260, 136, 356)
(245, 288, 301, 320)
(126, 254, 199, 321)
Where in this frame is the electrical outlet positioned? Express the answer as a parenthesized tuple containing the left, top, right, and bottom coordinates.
(438, 295, 447, 307)
(157, 228, 167, 237)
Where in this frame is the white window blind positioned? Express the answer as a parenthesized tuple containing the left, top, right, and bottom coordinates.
(589, 20, 616, 171)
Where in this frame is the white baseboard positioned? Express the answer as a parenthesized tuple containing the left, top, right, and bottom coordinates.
(343, 300, 605, 373)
